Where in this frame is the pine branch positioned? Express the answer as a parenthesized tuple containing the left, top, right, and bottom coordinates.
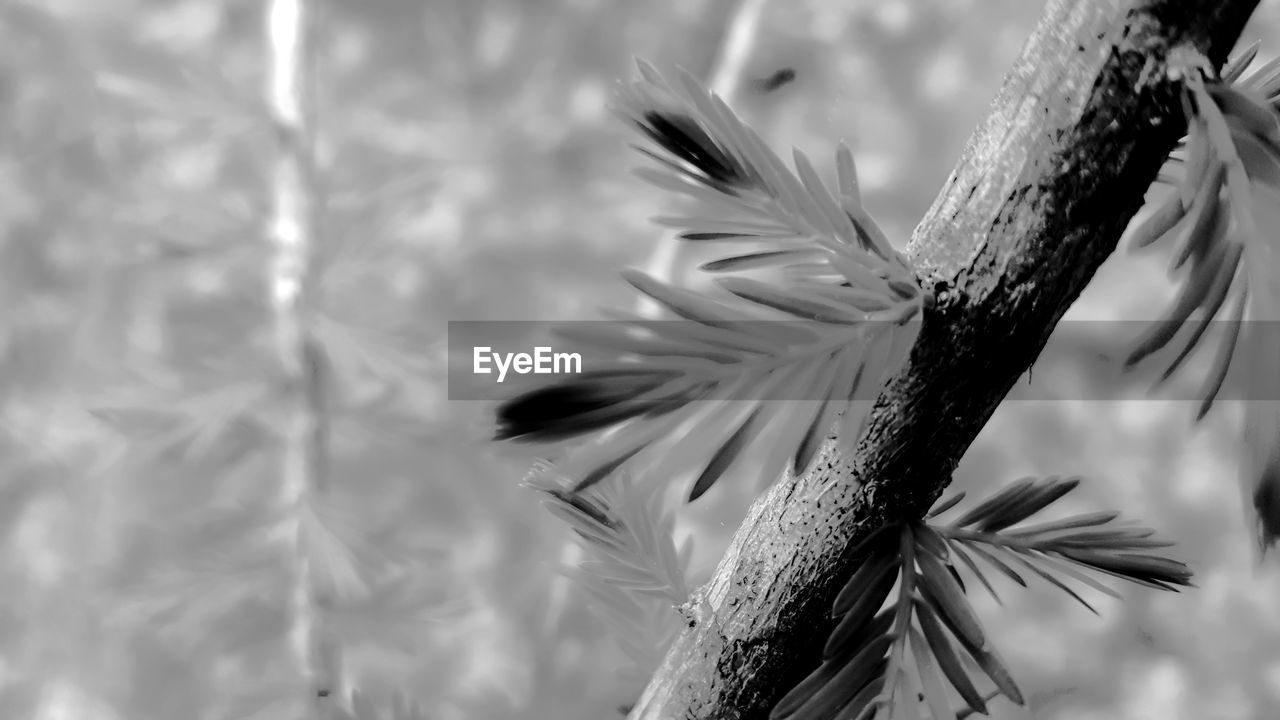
(1123, 47, 1280, 551)
(627, 2, 1258, 718)
(772, 478, 1189, 720)
(497, 66, 924, 500)
(266, 0, 339, 713)
(528, 463, 692, 680)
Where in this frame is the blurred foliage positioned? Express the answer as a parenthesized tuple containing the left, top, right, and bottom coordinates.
(2, 1, 1280, 719)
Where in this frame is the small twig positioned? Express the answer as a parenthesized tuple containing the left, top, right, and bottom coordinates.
(638, 0, 771, 316)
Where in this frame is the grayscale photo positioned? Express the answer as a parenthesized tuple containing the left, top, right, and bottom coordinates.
(5, 1, 1280, 719)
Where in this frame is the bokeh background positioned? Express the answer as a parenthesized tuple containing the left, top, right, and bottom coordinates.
(3, 0, 1280, 719)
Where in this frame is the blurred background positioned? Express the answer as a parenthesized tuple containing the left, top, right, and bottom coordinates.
(3, 0, 1280, 718)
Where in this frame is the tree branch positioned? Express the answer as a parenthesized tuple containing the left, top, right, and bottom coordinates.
(266, 0, 339, 714)
(628, 1, 1258, 718)
(640, 0, 772, 315)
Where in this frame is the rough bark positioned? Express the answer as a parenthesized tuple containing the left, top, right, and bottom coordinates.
(629, 1, 1258, 718)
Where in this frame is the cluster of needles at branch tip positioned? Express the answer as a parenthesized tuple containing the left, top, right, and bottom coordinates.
(495, 58, 927, 502)
(1125, 41, 1280, 551)
(773, 477, 1190, 720)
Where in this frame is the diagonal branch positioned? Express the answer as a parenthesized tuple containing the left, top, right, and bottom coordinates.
(628, 1, 1258, 718)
